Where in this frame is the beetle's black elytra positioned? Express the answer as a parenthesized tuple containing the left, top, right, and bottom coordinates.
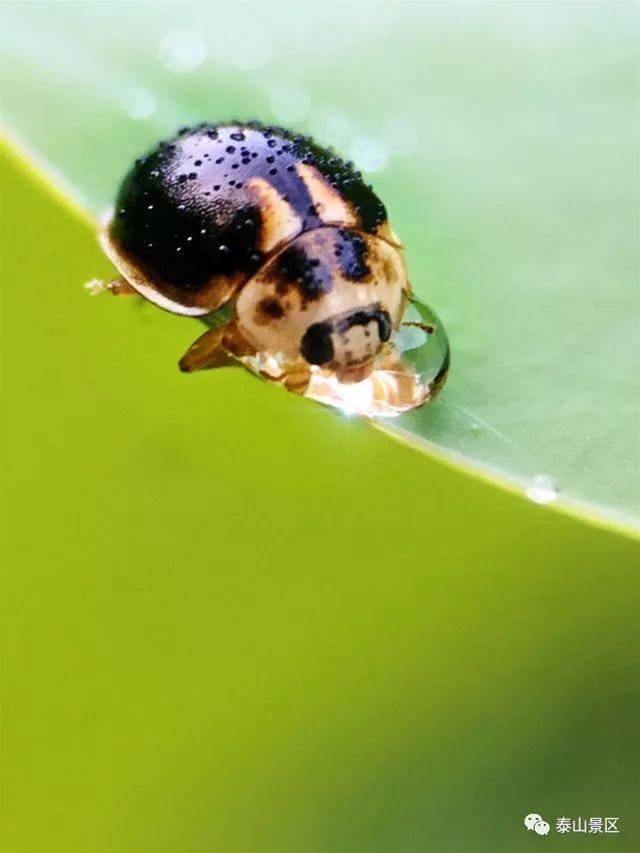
(110, 121, 388, 300)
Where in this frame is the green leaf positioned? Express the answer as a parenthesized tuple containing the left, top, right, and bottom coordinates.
(2, 2, 638, 524)
(2, 140, 639, 853)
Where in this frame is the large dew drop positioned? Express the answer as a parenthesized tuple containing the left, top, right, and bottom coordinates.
(302, 296, 450, 417)
(207, 296, 450, 418)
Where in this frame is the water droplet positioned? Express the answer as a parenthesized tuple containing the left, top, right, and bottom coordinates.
(269, 83, 311, 123)
(121, 88, 156, 120)
(158, 31, 206, 73)
(232, 296, 449, 418)
(526, 474, 559, 505)
(349, 136, 390, 173)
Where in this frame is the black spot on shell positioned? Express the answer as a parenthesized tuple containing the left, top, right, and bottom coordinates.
(335, 229, 369, 280)
(275, 244, 333, 306)
(300, 322, 334, 365)
(258, 297, 285, 320)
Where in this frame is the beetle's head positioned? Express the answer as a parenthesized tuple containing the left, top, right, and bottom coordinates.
(300, 304, 392, 383)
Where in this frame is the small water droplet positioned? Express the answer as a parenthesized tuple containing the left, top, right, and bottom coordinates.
(526, 474, 559, 505)
(158, 31, 206, 73)
(121, 88, 156, 120)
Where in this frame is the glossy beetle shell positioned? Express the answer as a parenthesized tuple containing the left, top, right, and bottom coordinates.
(102, 122, 401, 317)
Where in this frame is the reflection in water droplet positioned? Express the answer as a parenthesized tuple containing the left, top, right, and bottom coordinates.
(217, 296, 450, 418)
(121, 88, 156, 120)
(158, 31, 206, 73)
(269, 84, 311, 123)
(526, 474, 559, 505)
(349, 136, 390, 173)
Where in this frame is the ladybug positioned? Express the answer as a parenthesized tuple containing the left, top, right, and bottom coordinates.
(99, 121, 428, 392)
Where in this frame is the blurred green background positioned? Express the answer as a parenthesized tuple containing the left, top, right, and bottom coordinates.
(1, 0, 639, 524)
(1, 3, 639, 852)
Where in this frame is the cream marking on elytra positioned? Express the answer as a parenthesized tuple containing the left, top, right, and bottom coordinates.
(247, 177, 302, 254)
(296, 163, 357, 226)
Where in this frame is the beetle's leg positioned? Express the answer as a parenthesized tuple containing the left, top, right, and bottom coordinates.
(85, 277, 138, 296)
(220, 323, 257, 359)
(278, 363, 312, 395)
(401, 320, 435, 334)
(179, 321, 256, 372)
(108, 278, 138, 296)
(179, 324, 236, 372)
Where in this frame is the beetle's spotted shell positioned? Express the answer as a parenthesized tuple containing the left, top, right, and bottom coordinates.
(105, 122, 398, 315)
